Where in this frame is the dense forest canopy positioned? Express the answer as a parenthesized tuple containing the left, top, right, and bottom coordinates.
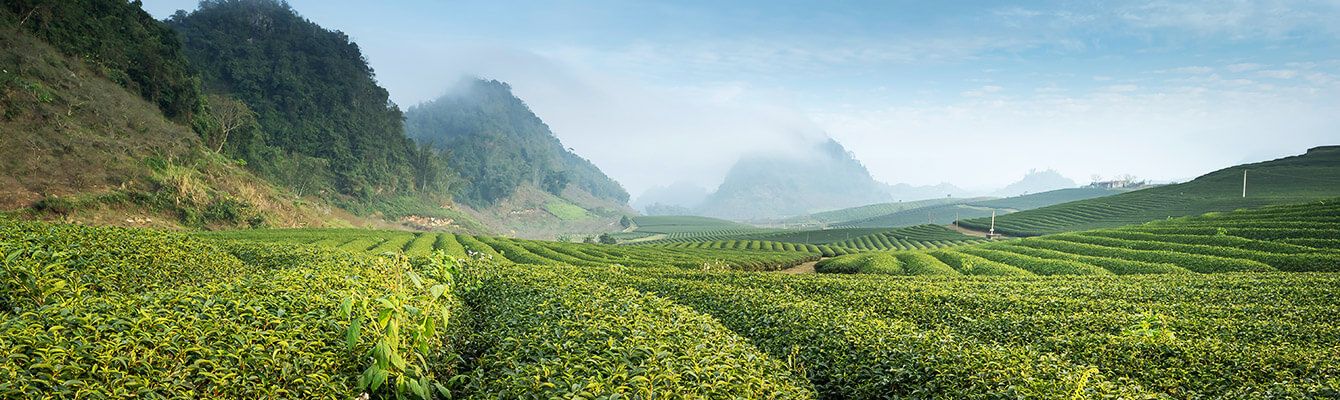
(166, 0, 452, 205)
(1, 0, 204, 124)
(405, 79, 629, 207)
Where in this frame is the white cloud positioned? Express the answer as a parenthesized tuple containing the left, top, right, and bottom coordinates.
(1259, 69, 1300, 79)
(817, 82, 1340, 189)
(1116, 0, 1340, 40)
(1156, 66, 1215, 74)
(1227, 63, 1265, 72)
(962, 85, 1005, 97)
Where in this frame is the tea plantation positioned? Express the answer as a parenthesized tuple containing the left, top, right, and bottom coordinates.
(3, 198, 1339, 398)
(957, 145, 1340, 236)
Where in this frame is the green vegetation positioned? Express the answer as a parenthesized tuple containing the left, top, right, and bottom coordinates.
(826, 198, 1339, 277)
(970, 187, 1130, 210)
(958, 146, 1340, 236)
(541, 200, 592, 221)
(10, 197, 1340, 398)
(404, 79, 628, 207)
(200, 228, 823, 271)
(0, 219, 467, 398)
(630, 224, 989, 254)
(463, 265, 813, 398)
(2, 0, 203, 123)
(167, 0, 454, 215)
(0, 19, 326, 228)
(780, 197, 982, 227)
(569, 266, 1340, 399)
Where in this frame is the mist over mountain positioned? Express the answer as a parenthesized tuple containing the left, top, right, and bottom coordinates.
(634, 181, 710, 214)
(885, 182, 975, 201)
(990, 168, 1077, 197)
(404, 79, 629, 208)
(695, 138, 891, 220)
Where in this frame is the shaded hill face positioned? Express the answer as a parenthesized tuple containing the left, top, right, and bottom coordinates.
(697, 138, 891, 220)
(958, 146, 1340, 236)
(404, 79, 629, 208)
(0, 14, 324, 229)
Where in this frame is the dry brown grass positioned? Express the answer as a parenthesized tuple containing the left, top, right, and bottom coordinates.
(0, 25, 334, 230)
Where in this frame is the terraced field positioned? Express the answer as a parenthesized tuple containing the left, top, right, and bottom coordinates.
(778, 197, 983, 227)
(823, 198, 1340, 277)
(958, 145, 1340, 236)
(199, 229, 822, 271)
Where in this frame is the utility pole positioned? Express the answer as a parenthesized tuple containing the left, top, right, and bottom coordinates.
(988, 209, 996, 239)
(1242, 169, 1247, 198)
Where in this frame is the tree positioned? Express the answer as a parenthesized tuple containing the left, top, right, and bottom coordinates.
(582, 236, 596, 244)
(619, 215, 632, 229)
(598, 233, 617, 245)
(205, 94, 256, 153)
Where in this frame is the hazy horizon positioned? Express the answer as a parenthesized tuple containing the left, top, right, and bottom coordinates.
(142, 0, 1340, 199)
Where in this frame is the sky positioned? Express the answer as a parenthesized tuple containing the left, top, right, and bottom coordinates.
(142, 0, 1340, 199)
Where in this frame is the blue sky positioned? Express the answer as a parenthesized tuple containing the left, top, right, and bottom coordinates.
(142, 0, 1340, 198)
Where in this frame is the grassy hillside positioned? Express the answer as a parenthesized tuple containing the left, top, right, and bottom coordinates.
(958, 146, 1340, 236)
(828, 188, 1130, 229)
(0, 23, 331, 229)
(969, 187, 1131, 210)
(830, 198, 1340, 277)
(776, 197, 984, 227)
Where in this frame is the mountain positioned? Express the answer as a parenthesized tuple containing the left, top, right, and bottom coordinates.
(404, 79, 628, 208)
(989, 168, 1077, 197)
(166, 0, 453, 212)
(958, 146, 1340, 236)
(696, 138, 891, 220)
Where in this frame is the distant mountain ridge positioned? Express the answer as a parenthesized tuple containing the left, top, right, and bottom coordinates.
(696, 138, 892, 220)
(990, 168, 1077, 197)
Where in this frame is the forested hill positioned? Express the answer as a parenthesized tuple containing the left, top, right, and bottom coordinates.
(166, 0, 452, 208)
(405, 79, 629, 207)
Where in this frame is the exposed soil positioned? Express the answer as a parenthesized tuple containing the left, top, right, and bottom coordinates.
(950, 223, 1009, 239)
(777, 258, 823, 274)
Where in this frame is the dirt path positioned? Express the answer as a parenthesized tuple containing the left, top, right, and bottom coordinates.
(949, 223, 1005, 239)
(777, 258, 823, 274)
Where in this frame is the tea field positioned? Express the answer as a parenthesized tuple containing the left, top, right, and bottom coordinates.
(958, 145, 1340, 236)
(4, 198, 1340, 399)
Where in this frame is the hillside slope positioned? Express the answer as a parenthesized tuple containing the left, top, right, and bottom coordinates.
(0, 11, 328, 229)
(959, 146, 1340, 236)
(167, 0, 453, 213)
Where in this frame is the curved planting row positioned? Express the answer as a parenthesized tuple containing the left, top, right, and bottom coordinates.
(459, 264, 813, 398)
(822, 198, 1340, 276)
(568, 267, 1181, 399)
(591, 268, 1340, 399)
